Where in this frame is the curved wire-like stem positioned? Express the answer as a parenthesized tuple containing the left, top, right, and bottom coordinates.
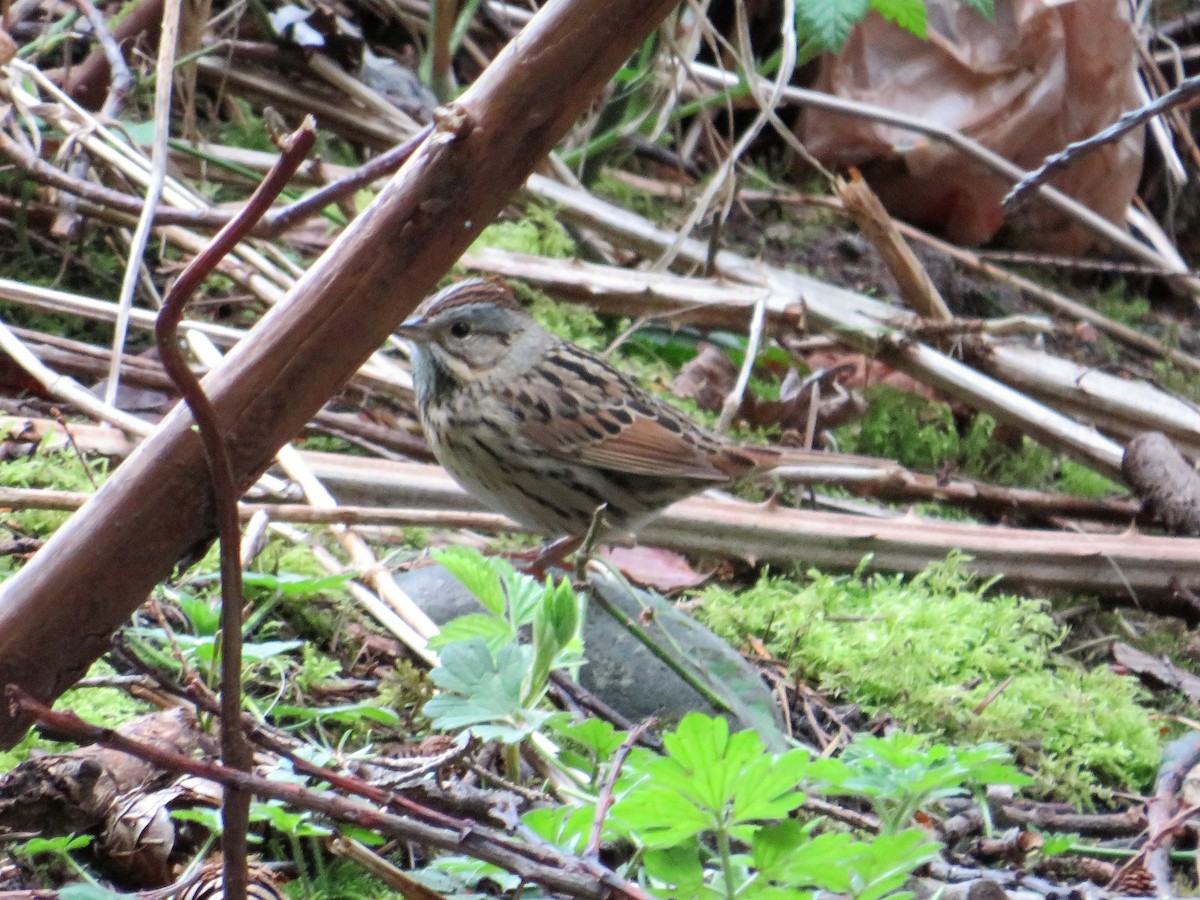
(154, 116, 317, 900)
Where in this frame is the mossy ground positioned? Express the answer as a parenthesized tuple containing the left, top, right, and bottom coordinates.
(695, 556, 1163, 804)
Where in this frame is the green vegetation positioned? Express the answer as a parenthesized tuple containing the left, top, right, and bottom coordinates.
(469, 203, 577, 259)
(837, 386, 1123, 496)
(0, 445, 108, 559)
(696, 556, 1161, 801)
(421, 549, 1028, 897)
(1095, 282, 1151, 328)
(0, 659, 150, 772)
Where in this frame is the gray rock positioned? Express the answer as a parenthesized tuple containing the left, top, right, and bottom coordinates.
(398, 562, 786, 747)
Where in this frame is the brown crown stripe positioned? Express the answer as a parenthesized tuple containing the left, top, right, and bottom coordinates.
(420, 279, 522, 316)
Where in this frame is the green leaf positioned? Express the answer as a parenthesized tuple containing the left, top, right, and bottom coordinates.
(869, 0, 925, 36)
(751, 818, 816, 877)
(424, 639, 541, 740)
(554, 717, 628, 758)
(434, 546, 510, 615)
(505, 570, 547, 627)
(850, 830, 941, 900)
(544, 578, 581, 649)
(243, 571, 351, 596)
(239, 639, 305, 662)
(118, 119, 156, 144)
(756, 831, 856, 891)
(611, 714, 807, 847)
(611, 779, 714, 848)
(1038, 832, 1076, 856)
(339, 825, 386, 846)
(795, 0, 870, 50)
(530, 578, 580, 699)
(251, 801, 331, 837)
(523, 804, 597, 854)
(176, 592, 221, 636)
(15, 834, 93, 856)
(430, 638, 526, 698)
(657, 714, 806, 825)
(643, 843, 706, 894)
(269, 702, 401, 726)
(428, 613, 515, 651)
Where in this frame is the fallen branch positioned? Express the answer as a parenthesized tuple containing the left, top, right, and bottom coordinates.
(6, 687, 651, 900)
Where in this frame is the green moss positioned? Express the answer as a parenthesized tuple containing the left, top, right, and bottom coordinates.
(592, 171, 675, 223)
(520, 286, 607, 351)
(1054, 460, 1122, 498)
(470, 203, 576, 259)
(1095, 282, 1150, 327)
(295, 434, 359, 455)
(840, 387, 960, 470)
(0, 660, 151, 772)
(283, 859, 398, 900)
(0, 445, 108, 543)
(836, 387, 1123, 497)
(695, 556, 1161, 802)
(249, 537, 332, 581)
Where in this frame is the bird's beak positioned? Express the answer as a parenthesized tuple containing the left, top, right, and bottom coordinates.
(395, 314, 428, 341)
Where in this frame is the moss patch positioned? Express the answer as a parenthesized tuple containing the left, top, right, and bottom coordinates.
(695, 556, 1161, 803)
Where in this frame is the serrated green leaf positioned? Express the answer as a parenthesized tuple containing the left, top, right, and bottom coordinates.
(424, 639, 537, 738)
(523, 804, 597, 854)
(758, 831, 857, 891)
(610, 782, 714, 847)
(429, 643, 528, 705)
(869, 0, 926, 36)
(505, 571, 546, 627)
(852, 830, 941, 900)
(751, 818, 815, 877)
(428, 613, 515, 651)
(611, 714, 807, 847)
(795, 0, 870, 50)
(433, 546, 510, 615)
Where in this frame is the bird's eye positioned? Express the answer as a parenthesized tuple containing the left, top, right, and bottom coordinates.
(449, 321, 471, 339)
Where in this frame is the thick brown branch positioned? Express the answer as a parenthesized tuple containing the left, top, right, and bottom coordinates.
(0, 0, 683, 747)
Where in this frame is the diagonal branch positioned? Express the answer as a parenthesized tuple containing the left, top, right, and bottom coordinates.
(0, 0, 684, 748)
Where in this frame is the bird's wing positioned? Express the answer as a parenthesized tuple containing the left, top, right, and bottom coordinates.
(517, 349, 736, 481)
(561, 411, 732, 480)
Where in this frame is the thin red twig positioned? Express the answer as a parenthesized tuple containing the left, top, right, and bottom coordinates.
(6, 687, 652, 900)
(586, 717, 654, 859)
(154, 115, 317, 898)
